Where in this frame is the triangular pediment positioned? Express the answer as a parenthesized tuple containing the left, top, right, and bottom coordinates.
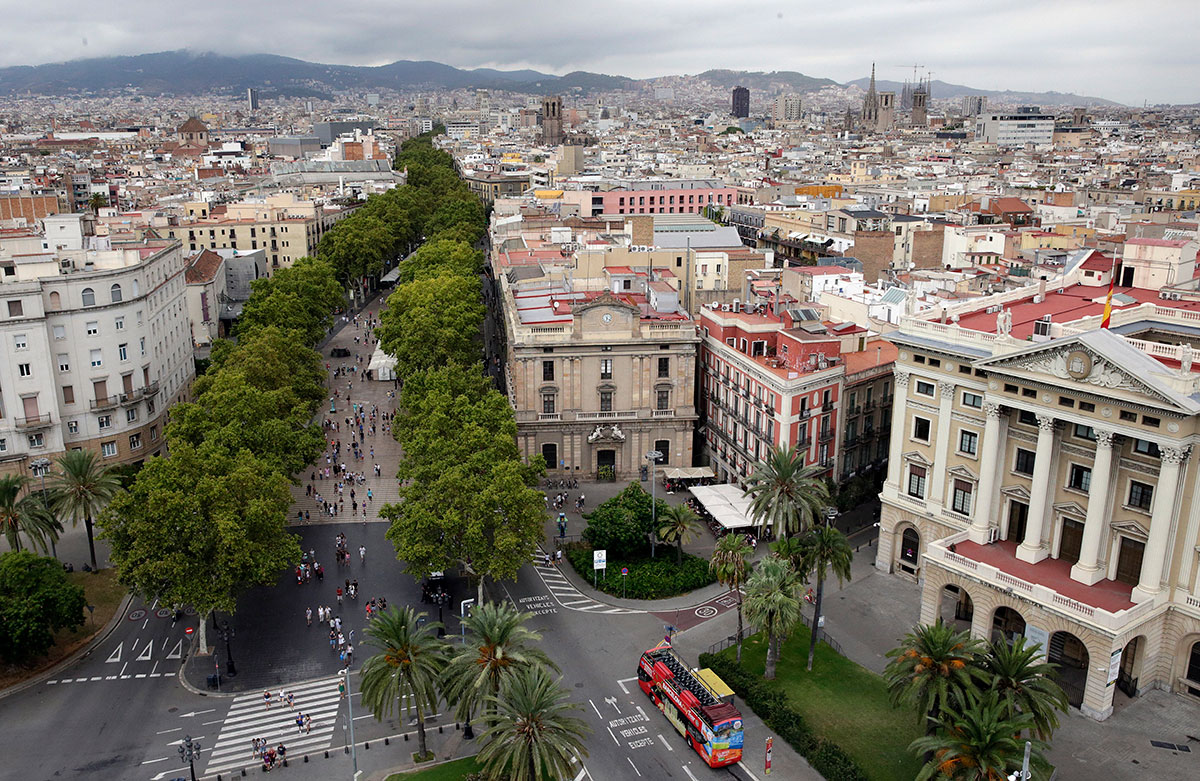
(1052, 500, 1087, 518)
(1111, 519, 1149, 540)
(572, 290, 639, 316)
(999, 484, 1031, 500)
(976, 330, 1198, 412)
(947, 464, 979, 481)
(903, 450, 933, 467)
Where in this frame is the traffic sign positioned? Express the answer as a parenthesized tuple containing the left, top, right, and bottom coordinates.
(184, 627, 194, 636)
(593, 550, 607, 570)
(621, 567, 628, 575)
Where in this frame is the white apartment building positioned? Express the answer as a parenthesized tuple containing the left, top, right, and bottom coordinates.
(773, 94, 803, 123)
(977, 108, 1055, 147)
(0, 239, 195, 477)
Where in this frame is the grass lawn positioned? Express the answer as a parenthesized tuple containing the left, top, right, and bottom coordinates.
(729, 631, 923, 781)
(0, 567, 127, 689)
(385, 755, 483, 780)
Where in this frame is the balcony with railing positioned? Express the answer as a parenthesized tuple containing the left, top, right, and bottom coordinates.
(651, 409, 676, 418)
(15, 413, 52, 429)
(537, 412, 561, 421)
(90, 395, 120, 411)
(576, 410, 638, 422)
(796, 436, 813, 448)
(818, 429, 835, 443)
(141, 381, 160, 398)
(926, 531, 1154, 633)
(822, 400, 835, 412)
(799, 407, 812, 419)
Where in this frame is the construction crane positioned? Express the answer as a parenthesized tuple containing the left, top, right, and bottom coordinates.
(895, 64, 926, 86)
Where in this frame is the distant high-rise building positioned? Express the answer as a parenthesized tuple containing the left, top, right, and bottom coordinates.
(773, 94, 803, 122)
(731, 86, 750, 118)
(246, 88, 260, 111)
(541, 96, 564, 146)
(962, 95, 987, 116)
(366, 93, 380, 107)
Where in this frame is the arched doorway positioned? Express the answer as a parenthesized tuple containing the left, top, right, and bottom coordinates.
(1117, 636, 1144, 699)
(1048, 631, 1090, 708)
(992, 606, 1026, 645)
(897, 526, 920, 575)
(939, 584, 973, 633)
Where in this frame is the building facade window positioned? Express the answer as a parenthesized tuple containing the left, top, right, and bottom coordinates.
(90, 349, 102, 367)
(118, 343, 128, 362)
(907, 465, 927, 498)
(915, 380, 935, 397)
(658, 357, 670, 378)
(912, 416, 931, 442)
(129, 433, 142, 450)
(600, 391, 613, 412)
(1014, 448, 1036, 475)
(86, 321, 98, 336)
(81, 288, 95, 307)
(959, 430, 978, 456)
(657, 389, 670, 410)
(542, 360, 554, 381)
(1068, 464, 1091, 492)
(98, 414, 112, 430)
(1128, 480, 1153, 510)
(100, 441, 117, 458)
(13, 334, 26, 350)
(600, 359, 612, 380)
(961, 391, 983, 409)
(18, 363, 31, 378)
(951, 479, 973, 515)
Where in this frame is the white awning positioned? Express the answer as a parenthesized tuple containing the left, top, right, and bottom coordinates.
(380, 266, 402, 283)
(688, 484, 761, 529)
(368, 347, 398, 381)
(658, 466, 717, 480)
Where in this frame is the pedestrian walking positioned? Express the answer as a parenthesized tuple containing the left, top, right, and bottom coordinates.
(336, 586, 343, 604)
(304, 714, 312, 733)
(264, 691, 272, 709)
(359, 544, 366, 562)
(338, 679, 346, 699)
(295, 714, 305, 733)
(287, 691, 295, 708)
(306, 607, 313, 627)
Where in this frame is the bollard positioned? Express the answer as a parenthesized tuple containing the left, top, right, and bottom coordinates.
(345, 746, 350, 754)
(365, 742, 370, 750)
(404, 733, 409, 741)
(324, 750, 329, 759)
(304, 756, 309, 763)
(438, 725, 443, 734)
(384, 737, 389, 745)
(455, 723, 460, 731)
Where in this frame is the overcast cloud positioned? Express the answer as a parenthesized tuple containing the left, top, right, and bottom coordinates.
(0, 0, 1196, 105)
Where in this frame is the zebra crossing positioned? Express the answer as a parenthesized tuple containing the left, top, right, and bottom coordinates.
(530, 547, 643, 615)
(200, 676, 344, 777)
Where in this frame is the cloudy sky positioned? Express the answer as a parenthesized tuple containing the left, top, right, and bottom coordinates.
(1, 0, 1196, 105)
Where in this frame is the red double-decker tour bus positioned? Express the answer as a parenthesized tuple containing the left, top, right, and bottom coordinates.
(636, 642, 744, 767)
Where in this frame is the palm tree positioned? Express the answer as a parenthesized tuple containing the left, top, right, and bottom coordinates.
(477, 665, 591, 781)
(0, 474, 61, 554)
(910, 689, 1049, 781)
(798, 526, 853, 672)
(49, 449, 121, 571)
(885, 622, 985, 737)
(745, 445, 829, 538)
(710, 533, 753, 662)
(359, 606, 447, 761)
(769, 535, 804, 571)
(742, 556, 803, 680)
(87, 193, 108, 213)
(977, 636, 1068, 741)
(442, 602, 558, 730)
(657, 504, 701, 565)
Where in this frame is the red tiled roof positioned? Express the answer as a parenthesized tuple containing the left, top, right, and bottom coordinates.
(1125, 237, 1189, 248)
(185, 249, 223, 284)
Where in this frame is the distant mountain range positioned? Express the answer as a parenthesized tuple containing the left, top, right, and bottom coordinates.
(843, 77, 1120, 108)
(0, 50, 1121, 106)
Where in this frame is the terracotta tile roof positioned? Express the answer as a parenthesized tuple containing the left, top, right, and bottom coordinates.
(185, 249, 223, 284)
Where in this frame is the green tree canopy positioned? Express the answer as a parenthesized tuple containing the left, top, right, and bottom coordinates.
(745, 446, 830, 538)
(478, 665, 591, 781)
(99, 442, 300, 623)
(48, 449, 122, 571)
(581, 483, 664, 558)
(377, 273, 485, 378)
(204, 326, 327, 411)
(0, 474, 61, 554)
(235, 257, 342, 347)
(425, 199, 485, 243)
(398, 239, 483, 284)
(0, 551, 86, 664)
(166, 370, 324, 477)
(317, 213, 393, 281)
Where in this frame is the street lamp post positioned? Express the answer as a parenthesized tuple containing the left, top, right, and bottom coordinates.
(340, 667, 358, 777)
(646, 450, 662, 558)
(218, 619, 237, 676)
(31, 458, 55, 560)
(177, 734, 201, 781)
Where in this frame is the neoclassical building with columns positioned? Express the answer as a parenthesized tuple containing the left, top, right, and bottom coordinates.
(877, 294, 1200, 721)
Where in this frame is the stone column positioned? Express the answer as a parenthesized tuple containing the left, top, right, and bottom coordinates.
(1071, 429, 1116, 585)
(1132, 445, 1189, 602)
(1017, 414, 1057, 564)
(928, 381, 957, 508)
(968, 403, 1004, 544)
(884, 370, 911, 492)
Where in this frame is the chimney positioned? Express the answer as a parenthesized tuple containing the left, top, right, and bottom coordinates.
(1037, 277, 1047, 299)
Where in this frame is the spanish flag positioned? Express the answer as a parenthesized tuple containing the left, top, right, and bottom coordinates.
(1100, 269, 1115, 329)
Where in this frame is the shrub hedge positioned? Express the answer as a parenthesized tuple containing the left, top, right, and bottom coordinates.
(698, 652, 869, 781)
(564, 543, 715, 600)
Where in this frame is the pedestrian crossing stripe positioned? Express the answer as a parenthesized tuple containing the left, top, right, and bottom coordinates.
(201, 676, 344, 777)
(527, 548, 643, 615)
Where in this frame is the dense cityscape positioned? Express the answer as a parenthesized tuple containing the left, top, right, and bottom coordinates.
(1, 13, 1199, 781)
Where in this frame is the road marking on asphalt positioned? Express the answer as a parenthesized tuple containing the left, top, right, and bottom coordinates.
(627, 757, 643, 777)
(46, 680, 57, 685)
(106, 645, 122, 663)
(617, 676, 638, 694)
(682, 764, 700, 781)
(166, 639, 183, 659)
(136, 640, 154, 662)
(658, 733, 673, 751)
(738, 760, 763, 780)
(528, 548, 644, 614)
(90, 676, 102, 681)
(156, 728, 182, 735)
(140, 757, 168, 765)
(606, 726, 620, 745)
(604, 696, 621, 714)
(589, 699, 603, 718)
